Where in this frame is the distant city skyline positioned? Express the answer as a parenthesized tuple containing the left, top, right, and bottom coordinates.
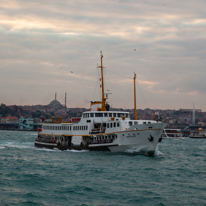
(0, 0, 206, 111)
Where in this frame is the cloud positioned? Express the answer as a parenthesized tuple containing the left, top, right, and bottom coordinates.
(0, 0, 206, 110)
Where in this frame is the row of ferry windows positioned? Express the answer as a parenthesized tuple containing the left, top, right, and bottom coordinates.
(83, 113, 129, 118)
(43, 125, 88, 131)
(106, 122, 120, 128)
(73, 126, 88, 131)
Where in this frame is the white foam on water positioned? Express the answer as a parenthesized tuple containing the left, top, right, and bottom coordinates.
(125, 145, 164, 156)
(23, 133, 37, 136)
(34, 147, 60, 152)
(66, 149, 89, 153)
(154, 149, 164, 156)
(125, 147, 143, 153)
(0, 146, 5, 149)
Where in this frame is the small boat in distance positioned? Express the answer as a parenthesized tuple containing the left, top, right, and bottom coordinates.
(35, 52, 165, 154)
(161, 129, 183, 139)
(190, 128, 206, 139)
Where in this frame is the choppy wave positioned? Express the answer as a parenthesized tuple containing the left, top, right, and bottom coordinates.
(1, 131, 206, 206)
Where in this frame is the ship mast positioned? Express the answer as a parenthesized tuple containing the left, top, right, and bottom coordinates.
(134, 72, 137, 120)
(97, 51, 106, 111)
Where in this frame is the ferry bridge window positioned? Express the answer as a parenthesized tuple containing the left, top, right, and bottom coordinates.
(113, 113, 116, 117)
(109, 113, 112, 117)
(126, 114, 129, 118)
(118, 113, 124, 118)
(104, 113, 108, 117)
(95, 113, 103, 117)
(129, 121, 132, 126)
(90, 113, 94, 117)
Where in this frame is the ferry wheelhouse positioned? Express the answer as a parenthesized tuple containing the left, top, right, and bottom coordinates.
(35, 52, 165, 154)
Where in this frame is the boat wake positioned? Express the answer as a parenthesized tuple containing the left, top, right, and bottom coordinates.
(125, 145, 164, 157)
(66, 149, 89, 153)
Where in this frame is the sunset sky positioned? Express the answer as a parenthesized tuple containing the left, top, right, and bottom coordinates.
(0, 0, 206, 110)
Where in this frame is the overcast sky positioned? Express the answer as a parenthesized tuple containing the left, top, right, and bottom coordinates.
(0, 0, 206, 111)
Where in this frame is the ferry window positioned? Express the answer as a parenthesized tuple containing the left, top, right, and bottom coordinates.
(134, 122, 137, 125)
(129, 121, 132, 126)
(90, 113, 94, 117)
(95, 113, 103, 117)
(126, 114, 128, 118)
(110, 123, 113, 128)
(114, 122, 116, 127)
(113, 113, 116, 117)
(70, 126, 71, 130)
(118, 113, 124, 117)
(143, 122, 146, 124)
(102, 123, 106, 127)
(86, 126, 88, 130)
(117, 122, 120, 127)
(104, 113, 108, 117)
(107, 123, 109, 128)
(109, 113, 112, 117)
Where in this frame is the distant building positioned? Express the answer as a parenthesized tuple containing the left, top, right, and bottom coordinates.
(1, 116, 19, 123)
(47, 93, 64, 110)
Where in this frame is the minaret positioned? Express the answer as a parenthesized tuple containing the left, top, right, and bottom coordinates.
(55, 92, 57, 100)
(65, 92, 67, 108)
(192, 103, 195, 126)
(134, 72, 137, 120)
(65, 92, 67, 113)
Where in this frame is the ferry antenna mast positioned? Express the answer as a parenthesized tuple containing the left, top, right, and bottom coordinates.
(97, 51, 106, 111)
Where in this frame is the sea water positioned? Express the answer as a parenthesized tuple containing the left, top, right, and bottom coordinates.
(0, 131, 206, 206)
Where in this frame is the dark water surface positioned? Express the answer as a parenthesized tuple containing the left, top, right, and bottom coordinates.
(1, 131, 206, 206)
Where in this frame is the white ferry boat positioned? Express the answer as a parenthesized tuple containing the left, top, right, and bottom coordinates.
(35, 52, 165, 154)
(161, 129, 183, 139)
